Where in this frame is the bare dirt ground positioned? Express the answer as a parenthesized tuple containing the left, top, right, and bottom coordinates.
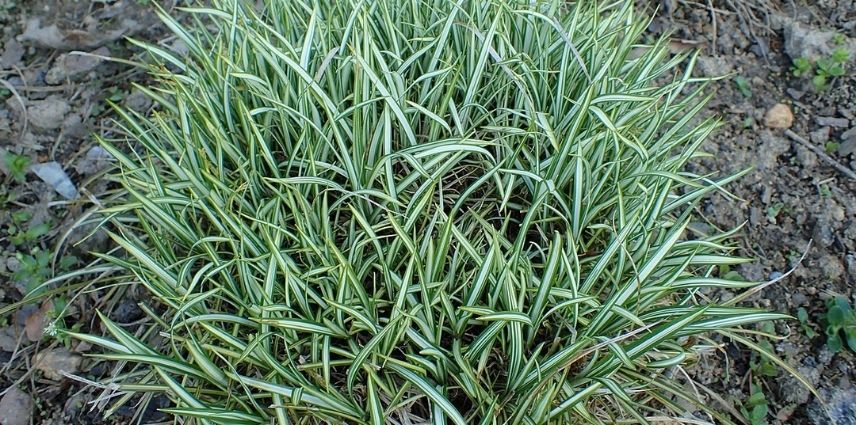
(0, 1, 854, 424)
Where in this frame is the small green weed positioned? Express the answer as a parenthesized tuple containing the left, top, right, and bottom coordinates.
(3, 152, 30, 183)
(12, 249, 52, 292)
(734, 76, 752, 97)
(766, 202, 786, 223)
(825, 141, 840, 154)
(797, 307, 816, 338)
(741, 385, 770, 425)
(791, 57, 812, 77)
(750, 323, 779, 378)
(8, 220, 51, 246)
(792, 48, 849, 91)
(824, 296, 856, 352)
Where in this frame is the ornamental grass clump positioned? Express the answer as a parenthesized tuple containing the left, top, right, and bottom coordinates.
(64, 1, 803, 423)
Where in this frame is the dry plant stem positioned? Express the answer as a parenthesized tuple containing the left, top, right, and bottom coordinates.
(785, 129, 856, 181)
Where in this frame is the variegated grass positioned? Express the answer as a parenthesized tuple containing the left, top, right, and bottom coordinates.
(25, 0, 817, 423)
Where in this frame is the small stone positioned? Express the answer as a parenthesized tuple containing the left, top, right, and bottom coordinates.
(34, 348, 82, 380)
(815, 116, 850, 128)
(764, 103, 794, 129)
(810, 127, 830, 144)
(24, 305, 46, 342)
(28, 97, 71, 131)
(0, 387, 34, 425)
(30, 161, 78, 199)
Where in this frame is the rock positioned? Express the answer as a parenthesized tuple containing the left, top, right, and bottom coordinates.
(696, 56, 733, 77)
(740, 263, 766, 281)
(777, 16, 856, 61)
(0, 109, 11, 140)
(813, 220, 836, 248)
(34, 348, 82, 380)
(113, 298, 143, 322)
(124, 89, 152, 113)
(810, 388, 856, 425)
(780, 365, 820, 405)
(757, 130, 791, 170)
(28, 98, 71, 131)
(816, 116, 850, 128)
(840, 127, 856, 157)
(75, 146, 113, 175)
(818, 254, 844, 280)
(30, 162, 78, 199)
(828, 203, 846, 222)
(45, 47, 110, 84)
(19, 18, 141, 51)
(5, 256, 20, 274)
(795, 145, 818, 169)
(61, 113, 87, 139)
(786, 88, 805, 100)
(0, 327, 18, 352)
(810, 127, 830, 144)
(764, 104, 794, 129)
(0, 387, 34, 425)
(846, 254, 856, 279)
(0, 39, 25, 69)
(24, 304, 47, 342)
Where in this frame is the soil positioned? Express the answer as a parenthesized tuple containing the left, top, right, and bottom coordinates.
(0, 0, 854, 424)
